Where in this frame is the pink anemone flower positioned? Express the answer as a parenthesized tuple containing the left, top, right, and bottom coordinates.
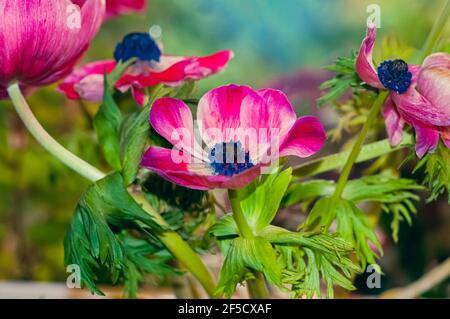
(58, 32, 234, 106)
(73, 0, 146, 19)
(356, 23, 450, 158)
(140, 84, 326, 190)
(0, 0, 105, 98)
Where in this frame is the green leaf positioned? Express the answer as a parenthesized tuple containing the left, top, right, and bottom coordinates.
(119, 104, 151, 185)
(303, 197, 382, 267)
(64, 173, 165, 295)
(413, 142, 450, 203)
(216, 236, 283, 298)
(282, 180, 335, 207)
(270, 228, 358, 298)
(93, 75, 123, 170)
(240, 168, 292, 233)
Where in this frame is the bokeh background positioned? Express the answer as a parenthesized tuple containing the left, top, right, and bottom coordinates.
(0, 0, 449, 297)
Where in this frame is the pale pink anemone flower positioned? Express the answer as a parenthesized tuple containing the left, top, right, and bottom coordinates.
(0, 0, 105, 99)
(140, 84, 326, 190)
(73, 0, 146, 19)
(356, 23, 450, 158)
(58, 32, 234, 106)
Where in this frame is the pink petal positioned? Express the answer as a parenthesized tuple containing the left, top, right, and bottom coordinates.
(105, 0, 146, 18)
(58, 60, 116, 100)
(240, 89, 297, 161)
(413, 124, 439, 158)
(197, 84, 265, 146)
(416, 53, 450, 124)
(0, 0, 105, 89)
(131, 87, 146, 107)
(279, 116, 326, 158)
(355, 23, 383, 89)
(382, 95, 405, 146)
(440, 127, 450, 149)
(150, 97, 204, 159)
(117, 50, 233, 88)
(141, 146, 233, 190)
(392, 86, 450, 127)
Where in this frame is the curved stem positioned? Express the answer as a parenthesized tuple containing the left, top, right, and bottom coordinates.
(7, 83, 105, 182)
(415, 0, 450, 63)
(331, 91, 388, 201)
(7, 83, 217, 298)
(228, 189, 254, 238)
(228, 189, 269, 299)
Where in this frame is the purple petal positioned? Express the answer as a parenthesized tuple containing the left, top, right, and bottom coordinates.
(413, 125, 439, 158)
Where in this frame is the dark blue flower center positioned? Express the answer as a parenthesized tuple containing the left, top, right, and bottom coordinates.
(208, 141, 254, 177)
(114, 32, 161, 63)
(377, 59, 412, 94)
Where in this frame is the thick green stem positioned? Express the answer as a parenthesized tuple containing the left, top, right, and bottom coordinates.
(7, 83, 105, 182)
(331, 91, 388, 201)
(415, 0, 450, 63)
(7, 83, 216, 298)
(228, 189, 269, 299)
(228, 189, 254, 238)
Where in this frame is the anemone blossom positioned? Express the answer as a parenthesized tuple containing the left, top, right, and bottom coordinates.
(356, 23, 450, 158)
(0, 0, 105, 99)
(59, 32, 234, 106)
(140, 84, 326, 190)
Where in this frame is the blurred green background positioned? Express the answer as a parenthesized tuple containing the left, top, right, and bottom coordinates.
(0, 0, 449, 296)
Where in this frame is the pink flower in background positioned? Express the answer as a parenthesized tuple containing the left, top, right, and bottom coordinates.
(73, 0, 146, 19)
(59, 32, 234, 106)
(0, 0, 105, 98)
(356, 24, 450, 158)
(105, 0, 146, 18)
(141, 84, 326, 190)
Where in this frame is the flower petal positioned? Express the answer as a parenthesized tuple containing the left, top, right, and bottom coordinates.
(0, 0, 105, 88)
(58, 60, 115, 100)
(416, 53, 450, 124)
(392, 86, 450, 127)
(105, 0, 146, 18)
(197, 84, 265, 146)
(382, 95, 405, 146)
(117, 50, 233, 89)
(279, 116, 326, 158)
(413, 124, 439, 158)
(355, 23, 383, 89)
(150, 97, 205, 159)
(141, 146, 230, 190)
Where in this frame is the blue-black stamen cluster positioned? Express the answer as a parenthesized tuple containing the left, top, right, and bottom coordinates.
(377, 59, 412, 94)
(208, 141, 254, 177)
(114, 32, 161, 63)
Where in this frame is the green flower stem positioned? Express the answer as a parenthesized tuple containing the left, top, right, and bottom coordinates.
(7, 83, 216, 298)
(415, 0, 450, 63)
(331, 91, 388, 201)
(228, 189, 254, 238)
(7, 83, 105, 182)
(132, 193, 217, 298)
(228, 189, 269, 299)
(292, 132, 413, 178)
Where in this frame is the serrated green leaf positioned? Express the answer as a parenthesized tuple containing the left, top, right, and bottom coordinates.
(239, 168, 292, 233)
(282, 179, 335, 207)
(64, 173, 166, 295)
(216, 236, 283, 298)
(120, 104, 151, 185)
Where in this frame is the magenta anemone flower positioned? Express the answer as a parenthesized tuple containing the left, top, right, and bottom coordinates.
(0, 0, 105, 98)
(356, 23, 450, 158)
(73, 0, 146, 19)
(59, 32, 234, 106)
(140, 84, 326, 190)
